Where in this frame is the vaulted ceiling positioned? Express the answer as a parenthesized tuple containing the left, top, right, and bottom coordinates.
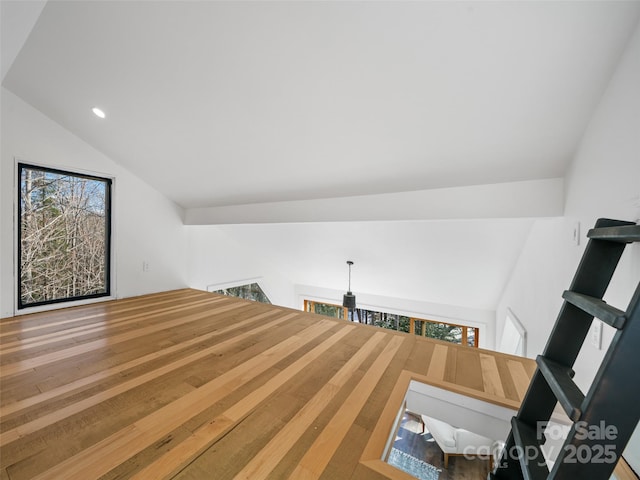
(3, 1, 639, 313)
(4, 1, 639, 210)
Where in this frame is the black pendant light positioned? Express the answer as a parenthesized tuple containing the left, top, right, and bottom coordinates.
(343, 260, 356, 309)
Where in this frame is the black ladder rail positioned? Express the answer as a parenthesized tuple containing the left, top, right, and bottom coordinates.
(548, 282, 640, 480)
(491, 218, 639, 480)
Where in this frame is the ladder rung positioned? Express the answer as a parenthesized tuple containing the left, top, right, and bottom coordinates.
(536, 356, 584, 422)
(562, 291, 626, 329)
(510, 418, 549, 480)
(587, 224, 640, 243)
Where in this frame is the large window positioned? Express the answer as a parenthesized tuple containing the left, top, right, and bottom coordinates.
(18, 164, 112, 309)
(305, 300, 348, 319)
(212, 282, 271, 304)
(304, 300, 479, 347)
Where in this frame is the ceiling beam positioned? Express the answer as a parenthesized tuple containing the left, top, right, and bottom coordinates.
(184, 178, 563, 225)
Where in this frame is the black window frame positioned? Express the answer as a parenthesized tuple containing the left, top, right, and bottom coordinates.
(17, 163, 113, 309)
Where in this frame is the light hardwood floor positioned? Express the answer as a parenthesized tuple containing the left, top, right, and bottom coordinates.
(0, 289, 536, 480)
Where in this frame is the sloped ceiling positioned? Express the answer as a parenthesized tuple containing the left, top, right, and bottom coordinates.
(0, 1, 46, 81)
(4, 1, 639, 210)
(2, 2, 638, 312)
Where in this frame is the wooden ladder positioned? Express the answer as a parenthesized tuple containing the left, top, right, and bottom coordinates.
(491, 218, 640, 480)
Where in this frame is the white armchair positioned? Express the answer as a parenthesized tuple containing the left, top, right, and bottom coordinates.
(421, 415, 496, 468)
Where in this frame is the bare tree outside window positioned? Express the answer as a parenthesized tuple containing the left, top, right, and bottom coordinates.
(212, 283, 271, 304)
(18, 164, 112, 308)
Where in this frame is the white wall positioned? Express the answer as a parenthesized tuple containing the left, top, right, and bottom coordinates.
(185, 218, 537, 348)
(0, 88, 188, 317)
(496, 22, 640, 392)
(405, 380, 515, 442)
(496, 217, 573, 360)
(185, 219, 513, 348)
(185, 225, 296, 308)
(202, 220, 534, 312)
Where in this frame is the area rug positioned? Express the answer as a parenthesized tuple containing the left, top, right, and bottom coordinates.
(388, 447, 441, 480)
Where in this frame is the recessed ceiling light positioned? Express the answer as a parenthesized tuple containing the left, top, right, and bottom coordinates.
(91, 107, 106, 119)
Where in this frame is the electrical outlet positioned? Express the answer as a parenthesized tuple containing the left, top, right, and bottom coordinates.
(142, 261, 150, 272)
(632, 193, 640, 224)
(591, 320, 602, 349)
(571, 221, 581, 246)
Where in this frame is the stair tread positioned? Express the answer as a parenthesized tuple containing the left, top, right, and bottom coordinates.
(511, 418, 549, 480)
(588, 224, 640, 243)
(536, 356, 585, 422)
(562, 291, 626, 329)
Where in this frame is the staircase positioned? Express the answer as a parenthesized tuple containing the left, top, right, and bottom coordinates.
(491, 218, 640, 480)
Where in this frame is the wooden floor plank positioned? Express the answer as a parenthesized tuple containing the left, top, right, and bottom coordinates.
(289, 335, 405, 479)
(455, 348, 484, 391)
(0, 296, 221, 352)
(0, 290, 208, 338)
(0, 295, 224, 363)
(494, 355, 521, 402)
(479, 352, 506, 398)
(426, 344, 448, 380)
(506, 359, 531, 401)
(129, 325, 357, 480)
(0, 289, 536, 480)
(29, 320, 336, 480)
(0, 313, 297, 447)
(0, 308, 283, 418)
(0, 300, 244, 377)
(233, 331, 390, 480)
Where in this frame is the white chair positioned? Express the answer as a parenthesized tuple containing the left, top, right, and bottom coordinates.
(421, 415, 496, 468)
